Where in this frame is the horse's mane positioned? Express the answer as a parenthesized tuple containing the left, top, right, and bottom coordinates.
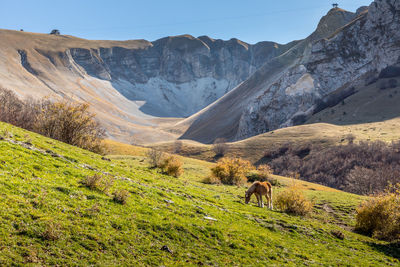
(246, 181, 260, 194)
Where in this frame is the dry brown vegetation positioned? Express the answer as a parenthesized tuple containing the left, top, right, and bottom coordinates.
(0, 87, 105, 153)
(113, 189, 130, 205)
(265, 141, 400, 195)
(41, 221, 62, 241)
(146, 148, 165, 168)
(81, 174, 115, 194)
(33, 101, 105, 153)
(159, 155, 184, 177)
(355, 184, 400, 241)
(275, 182, 313, 216)
(213, 138, 228, 157)
(210, 157, 253, 186)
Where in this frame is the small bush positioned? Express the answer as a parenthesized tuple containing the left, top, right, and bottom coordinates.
(81, 174, 115, 194)
(174, 140, 183, 154)
(210, 157, 253, 186)
(355, 184, 400, 241)
(257, 164, 273, 181)
(213, 138, 228, 157)
(275, 183, 313, 216)
(113, 189, 130, 205)
(146, 148, 165, 168)
(159, 155, 184, 177)
(34, 100, 105, 153)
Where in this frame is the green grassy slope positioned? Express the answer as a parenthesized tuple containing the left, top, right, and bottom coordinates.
(0, 122, 398, 265)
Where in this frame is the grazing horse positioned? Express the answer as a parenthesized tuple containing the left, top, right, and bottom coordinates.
(245, 181, 273, 209)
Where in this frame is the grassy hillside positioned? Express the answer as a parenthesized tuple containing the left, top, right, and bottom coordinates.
(0, 122, 399, 265)
(307, 77, 400, 126)
(148, 117, 400, 163)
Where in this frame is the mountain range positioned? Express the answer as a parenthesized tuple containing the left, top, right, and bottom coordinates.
(1, 0, 399, 145)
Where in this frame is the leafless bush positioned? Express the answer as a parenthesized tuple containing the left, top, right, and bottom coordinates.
(213, 138, 228, 157)
(0, 88, 39, 130)
(146, 148, 165, 168)
(174, 140, 183, 154)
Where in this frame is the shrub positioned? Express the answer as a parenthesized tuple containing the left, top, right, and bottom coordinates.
(81, 174, 115, 194)
(355, 184, 400, 241)
(213, 138, 228, 157)
(159, 155, 184, 177)
(0, 88, 39, 130)
(210, 157, 253, 186)
(174, 140, 183, 154)
(113, 189, 130, 205)
(146, 148, 165, 168)
(275, 182, 313, 216)
(34, 100, 105, 153)
(345, 134, 356, 144)
(257, 164, 273, 181)
(0, 88, 105, 153)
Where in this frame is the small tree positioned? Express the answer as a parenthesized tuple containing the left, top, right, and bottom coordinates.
(213, 138, 228, 157)
(50, 29, 60, 35)
(257, 164, 273, 181)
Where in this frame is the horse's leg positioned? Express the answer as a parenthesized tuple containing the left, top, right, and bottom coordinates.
(255, 193, 261, 207)
(260, 194, 264, 208)
(264, 194, 268, 209)
(269, 189, 273, 210)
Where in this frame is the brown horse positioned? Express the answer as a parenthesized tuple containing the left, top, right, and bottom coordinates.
(245, 181, 273, 209)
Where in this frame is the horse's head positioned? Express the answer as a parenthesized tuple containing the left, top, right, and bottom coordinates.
(245, 192, 251, 204)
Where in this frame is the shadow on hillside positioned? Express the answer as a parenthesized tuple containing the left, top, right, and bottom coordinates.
(368, 241, 400, 260)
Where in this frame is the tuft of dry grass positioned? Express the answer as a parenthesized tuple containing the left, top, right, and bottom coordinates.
(113, 189, 130, 205)
(81, 174, 115, 194)
(41, 221, 62, 241)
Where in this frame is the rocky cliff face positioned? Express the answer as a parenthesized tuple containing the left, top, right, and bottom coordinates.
(68, 35, 297, 117)
(234, 0, 400, 140)
(0, 29, 296, 142)
(179, 7, 359, 143)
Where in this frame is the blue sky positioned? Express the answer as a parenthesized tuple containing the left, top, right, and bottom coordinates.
(1, 0, 372, 44)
